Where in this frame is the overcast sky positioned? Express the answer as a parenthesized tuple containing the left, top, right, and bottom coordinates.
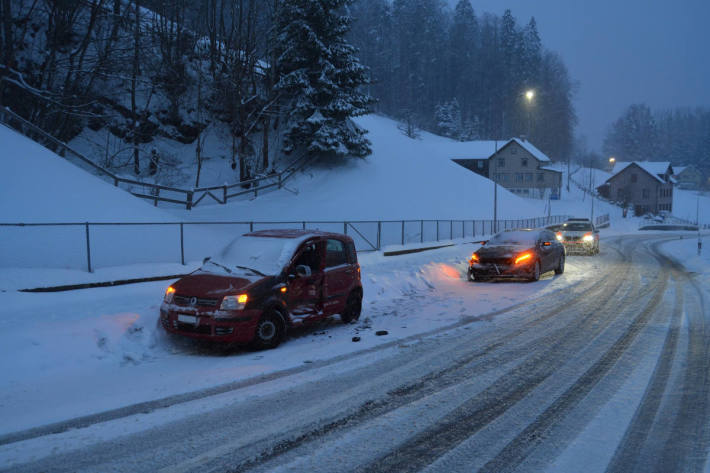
(450, 0, 710, 153)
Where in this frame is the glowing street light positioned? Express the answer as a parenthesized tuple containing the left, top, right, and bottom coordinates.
(525, 89, 535, 102)
(609, 157, 616, 164)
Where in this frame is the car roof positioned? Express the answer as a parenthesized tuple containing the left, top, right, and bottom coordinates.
(566, 218, 591, 222)
(244, 229, 351, 240)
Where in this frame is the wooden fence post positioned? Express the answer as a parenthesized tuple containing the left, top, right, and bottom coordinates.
(85, 222, 92, 273)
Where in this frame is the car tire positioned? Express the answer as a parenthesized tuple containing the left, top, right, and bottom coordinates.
(340, 291, 362, 324)
(251, 309, 285, 350)
(469, 270, 487, 282)
(529, 260, 541, 282)
(555, 254, 565, 275)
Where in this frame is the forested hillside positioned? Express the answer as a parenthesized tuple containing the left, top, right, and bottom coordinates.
(0, 0, 577, 188)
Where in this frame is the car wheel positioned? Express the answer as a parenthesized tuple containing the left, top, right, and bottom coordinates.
(555, 254, 565, 275)
(340, 291, 362, 324)
(529, 260, 541, 282)
(252, 309, 285, 350)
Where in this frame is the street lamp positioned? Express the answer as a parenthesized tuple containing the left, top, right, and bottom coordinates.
(524, 89, 535, 138)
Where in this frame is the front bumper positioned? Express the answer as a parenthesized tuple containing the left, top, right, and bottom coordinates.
(160, 305, 263, 343)
(468, 261, 535, 279)
(561, 240, 597, 254)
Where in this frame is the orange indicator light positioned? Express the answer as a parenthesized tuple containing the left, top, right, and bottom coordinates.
(515, 253, 532, 265)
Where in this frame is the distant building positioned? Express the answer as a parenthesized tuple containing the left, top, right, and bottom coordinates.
(451, 138, 562, 199)
(673, 164, 704, 189)
(597, 162, 674, 215)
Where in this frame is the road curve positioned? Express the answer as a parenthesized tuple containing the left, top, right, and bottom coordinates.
(1, 234, 708, 473)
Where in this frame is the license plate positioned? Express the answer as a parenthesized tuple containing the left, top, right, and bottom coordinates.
(178, 314, 198, 325)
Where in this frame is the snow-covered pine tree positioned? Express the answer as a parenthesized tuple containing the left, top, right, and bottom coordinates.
(273, 0, 374, 159)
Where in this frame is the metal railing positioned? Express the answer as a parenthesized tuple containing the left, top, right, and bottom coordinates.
(0, 105, 312, 209)
(0, 216, 569, 272)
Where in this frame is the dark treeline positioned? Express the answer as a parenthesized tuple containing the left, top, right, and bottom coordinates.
(349, 0, 577, 160)
(604, 104, 710, 171)
(0, 0, 577, 179)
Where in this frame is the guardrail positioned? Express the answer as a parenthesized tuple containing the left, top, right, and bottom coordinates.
(0, 105, 311, 209)
(0, 216, 569, 272)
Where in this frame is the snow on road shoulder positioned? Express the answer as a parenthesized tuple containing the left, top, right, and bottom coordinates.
(0, 242, 600, 437)
(657, 233, 710, 296)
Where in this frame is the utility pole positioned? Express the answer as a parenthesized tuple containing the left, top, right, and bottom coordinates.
(493, 140, 498, 233)
(698, 194, 702, 256)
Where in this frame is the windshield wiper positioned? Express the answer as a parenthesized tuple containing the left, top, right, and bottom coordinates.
(235, 265, 267, 277)
(207, 261, 232, 274)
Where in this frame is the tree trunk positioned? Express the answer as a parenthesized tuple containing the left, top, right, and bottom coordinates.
(131, 0, 140, 175)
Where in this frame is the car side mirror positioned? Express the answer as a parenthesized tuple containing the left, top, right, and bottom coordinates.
(295, 265, 312, 278)
(594, 230, 599, 234)
(479, 240, 488, 245)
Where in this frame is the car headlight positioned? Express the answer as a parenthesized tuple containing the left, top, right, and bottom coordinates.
(164, 286, 175, 303)
(470, 253, 479, 264)
(220, 294, 248, 311)
(583, 233, 594, 242)
(555, 232, 563, 241)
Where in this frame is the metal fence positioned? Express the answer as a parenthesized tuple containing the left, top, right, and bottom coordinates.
(0, 105, 312, 209)
(0, 216, 569, 272)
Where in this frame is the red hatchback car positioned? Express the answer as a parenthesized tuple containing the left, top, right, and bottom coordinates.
(160, 230, 363, 349)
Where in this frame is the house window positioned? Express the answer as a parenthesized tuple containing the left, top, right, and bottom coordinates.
(642, 189, 649, 199)
(499, 158, 505, 168)
(511, 146, 517, 155)
(477, 160, 484, 169)
(525, 173, 533, 182)
(522, 158, 528, 167)
(515, 173, 523, 183)
(537, 173, 544, 182)
(502, 174, 509, 182)
(631, 173, 637, 183)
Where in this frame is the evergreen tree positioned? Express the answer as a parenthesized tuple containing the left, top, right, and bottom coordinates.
(273, 0, 374, 158)
(448, 0, 478, 122)
(603, 104, 658, 161)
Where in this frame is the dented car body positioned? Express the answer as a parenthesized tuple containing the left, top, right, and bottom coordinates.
(160, 230, 363, 349)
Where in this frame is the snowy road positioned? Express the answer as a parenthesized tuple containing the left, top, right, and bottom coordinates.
(1, 234, 709, 472)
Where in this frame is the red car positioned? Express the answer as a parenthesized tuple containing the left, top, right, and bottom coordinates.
(160, 230, 363, 349)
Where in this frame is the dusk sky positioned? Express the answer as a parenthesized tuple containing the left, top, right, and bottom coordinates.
(451, 0, 710, 153)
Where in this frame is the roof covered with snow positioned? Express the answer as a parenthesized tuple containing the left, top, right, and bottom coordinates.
(613, 161, 672, 183)
(510, 138, 551, 162)
(444, 137, 552, 163)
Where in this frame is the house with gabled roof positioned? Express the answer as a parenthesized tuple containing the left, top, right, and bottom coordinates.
(597, 161, 674, 215)
(673, 164, 705, 189)
(449, 138, 562, 199)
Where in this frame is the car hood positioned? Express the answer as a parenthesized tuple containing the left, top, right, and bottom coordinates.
(172, 272, 258, 298)
(477, 245, 534, 259)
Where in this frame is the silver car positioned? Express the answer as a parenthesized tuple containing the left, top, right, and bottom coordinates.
(554, 220, 599, 255)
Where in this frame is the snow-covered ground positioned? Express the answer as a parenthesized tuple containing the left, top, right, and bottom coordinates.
(3, 112, 710, 471)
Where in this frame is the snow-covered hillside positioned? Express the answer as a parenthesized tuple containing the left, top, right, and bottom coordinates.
(179, 114, 541, 221)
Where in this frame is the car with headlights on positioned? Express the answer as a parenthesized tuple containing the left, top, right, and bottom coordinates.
(160, 230, 363, 349)
(554, 219, 600, 255)
(467, 229, 565, 282)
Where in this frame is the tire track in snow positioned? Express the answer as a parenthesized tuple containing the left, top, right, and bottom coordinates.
(359, 237, 668, 473)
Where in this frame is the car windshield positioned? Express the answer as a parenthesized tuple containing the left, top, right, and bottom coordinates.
(208, 235, 304, 276)
(488, 231, 538, 246)
(562, 223, 593, 231)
